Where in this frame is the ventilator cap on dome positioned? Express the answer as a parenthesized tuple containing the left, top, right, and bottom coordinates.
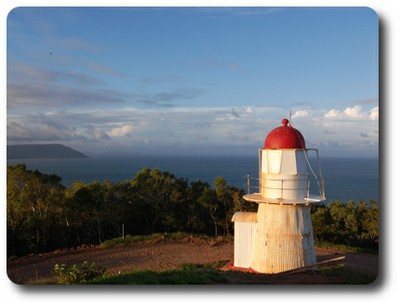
(264, 118, 306, 149)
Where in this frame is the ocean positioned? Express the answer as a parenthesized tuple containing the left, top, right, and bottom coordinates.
(7, 155, 379, 204)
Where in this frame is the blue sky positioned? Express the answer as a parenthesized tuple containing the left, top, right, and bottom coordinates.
(7, 7, 379, 157)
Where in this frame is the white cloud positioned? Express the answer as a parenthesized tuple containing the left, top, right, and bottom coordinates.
(108, 125, 134, 137)
(344, 105, 363, 118)
(245, 107, 254, 113)
(292, 110, 309, 119)
(216, 113, 240, 121)
(324, 105, 379, 121)
(369, 107, 379, 121)
(324, 109, 341, 119)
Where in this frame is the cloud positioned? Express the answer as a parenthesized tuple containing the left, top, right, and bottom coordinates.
(129, 88, 204, 108)
(7, 122, 31, 141)
(324, 105, 379, 121)
(7, 115, 79, 142)
(324, 109, 341, 119)
(252, 104, 379, 157)
(152, 88, 203, 103)
(7, 103, 379, 158)
(8, 59, 206, 112)
(214, 107, 260, 124)
(344, 105, 363, 118)
(85, 126, 110, 141)
(8, 82, 126, 109)
(108, 125, 134, 137)
(216, 109, 241, 121)
(86, 61, 125, 77)
(7, 61, 127, 110)
(353, 97, 379, 105)
(292, 110, 309, 119)
(8, 58, 105, 87)
(369, 107, 379, 121)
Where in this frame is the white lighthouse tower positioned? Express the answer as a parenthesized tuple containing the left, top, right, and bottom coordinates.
(232, 118, 325, 274)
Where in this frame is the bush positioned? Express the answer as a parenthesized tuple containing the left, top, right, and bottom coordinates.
(54, 261, 107, 284)
(311, 200, 379, 250)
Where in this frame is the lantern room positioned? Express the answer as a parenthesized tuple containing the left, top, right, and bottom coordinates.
(244, 118, 325, 205)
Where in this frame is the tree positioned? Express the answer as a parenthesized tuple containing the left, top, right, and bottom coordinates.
(311, 203, 335, 243)
(7, 164, 379, 258)
(311, 200, 379, 249)
(64, 180, 123, 245)
(359, 200, 379, 248)
(7, 164, 66, 256)
(129, 168, 176, 233)
(214, 177, 237, 235)
(167, 177, 190, 232)
(198, 185, 219, 237)
(185, 180, 210, 234)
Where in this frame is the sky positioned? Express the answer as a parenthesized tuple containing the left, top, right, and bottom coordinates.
(6, 6, 379, 157)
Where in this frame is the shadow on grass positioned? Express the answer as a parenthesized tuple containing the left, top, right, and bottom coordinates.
(89, 263, 228, 285)
(87, 262, 377, 285)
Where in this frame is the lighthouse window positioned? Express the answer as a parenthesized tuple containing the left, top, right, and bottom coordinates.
(267, 150, 282, 174)
(261, 150, 268, 173)
(281, 150, 297, 174)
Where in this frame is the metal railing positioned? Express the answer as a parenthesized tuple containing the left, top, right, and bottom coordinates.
(243, 148, 326, 202)
(245, 175, 260, 195)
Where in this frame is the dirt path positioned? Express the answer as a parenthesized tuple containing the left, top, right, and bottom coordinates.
(7, 237, 378, 285)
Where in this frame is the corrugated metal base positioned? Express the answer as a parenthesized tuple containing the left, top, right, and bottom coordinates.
(250, 204, 317, 274)
(233, 217, 257, 268)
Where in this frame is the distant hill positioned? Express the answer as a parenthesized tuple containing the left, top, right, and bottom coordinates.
(7, 144, 88, 159)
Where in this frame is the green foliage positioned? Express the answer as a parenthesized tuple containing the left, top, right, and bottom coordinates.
(312, 200, 379, 249)
(7, 164, 66, 256)
(7, 164, 379, 257)
(7, 164, 245, 256)
(53, 261, 107, 284)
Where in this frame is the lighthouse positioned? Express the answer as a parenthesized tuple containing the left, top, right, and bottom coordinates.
(232, 118, 325, 274)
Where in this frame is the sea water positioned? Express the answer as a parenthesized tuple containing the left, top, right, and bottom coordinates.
(7, 155, 379, 204)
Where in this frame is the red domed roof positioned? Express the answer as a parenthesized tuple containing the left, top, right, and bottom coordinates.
(264, 118, 306, 149)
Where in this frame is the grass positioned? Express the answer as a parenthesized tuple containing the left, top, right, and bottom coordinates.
(310, 264, 378, 284)
(100, 232, 231, 249)
(86, 262, 377, 285)
(88, 263, 228, 285)
(100, 233, 167, 248)
(315, 240, 378, 254)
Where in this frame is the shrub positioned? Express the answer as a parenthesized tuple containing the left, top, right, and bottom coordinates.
(54, 261, 107, 284)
